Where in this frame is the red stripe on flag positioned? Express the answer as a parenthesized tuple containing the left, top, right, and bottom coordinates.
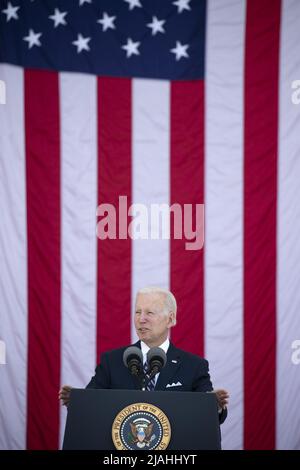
(170, 81, 205, 356)
(25, 70, 61, 449)
(244, 0, 280, 449)
(96, 77, 131, 359)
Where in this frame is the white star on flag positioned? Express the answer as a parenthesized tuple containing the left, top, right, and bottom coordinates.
(97, 12, 116, 32)
(23, 29, 42, 49)
(124, 0, 142, 11)
(1, 2, 20, 22)
(49, 8, 67, 28)
(122, 38, 140, 58)
(79, 0, 92, 5)
(173, 0, 191, 14)
(147, 16, 165, 36)
(170, 41, 189, 61)
(72, 34, 91, 53)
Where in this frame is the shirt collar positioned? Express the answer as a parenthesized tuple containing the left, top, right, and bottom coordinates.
(140, 338, 170, 363)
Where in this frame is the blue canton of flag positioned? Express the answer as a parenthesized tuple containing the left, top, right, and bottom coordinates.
(0, 0, 206, 80)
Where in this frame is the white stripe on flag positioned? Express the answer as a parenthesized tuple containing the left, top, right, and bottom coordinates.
(277, 0, 300, 450)
(59, 73, 98, 447)
(0, 65, 27, 450)
(131, 79, 170, 342)
(205, 0, 246, 450)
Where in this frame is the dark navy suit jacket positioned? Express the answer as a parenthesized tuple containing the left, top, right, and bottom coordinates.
(86, 341, 227, 424)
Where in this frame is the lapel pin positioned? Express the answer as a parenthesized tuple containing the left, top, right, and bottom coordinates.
(171, 359, 177, 363)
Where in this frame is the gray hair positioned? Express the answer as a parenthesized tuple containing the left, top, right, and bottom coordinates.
(136, 286, 177, 326)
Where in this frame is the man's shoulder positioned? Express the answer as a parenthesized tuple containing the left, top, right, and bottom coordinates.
(100, 342, 208, 367)
(170, 343, 208, 366)
(100, 342, 140, 360)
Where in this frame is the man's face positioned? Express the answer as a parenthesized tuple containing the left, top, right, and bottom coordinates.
(134, 292, 174, 348)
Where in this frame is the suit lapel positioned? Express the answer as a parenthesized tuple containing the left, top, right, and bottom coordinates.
(155, 343, 181, 391)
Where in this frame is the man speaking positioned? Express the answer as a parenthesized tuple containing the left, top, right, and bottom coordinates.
(59, 286, 228, 424)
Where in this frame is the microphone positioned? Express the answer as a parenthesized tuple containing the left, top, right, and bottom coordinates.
(146, 347, 167, 378)
(123, 346, 143, 376)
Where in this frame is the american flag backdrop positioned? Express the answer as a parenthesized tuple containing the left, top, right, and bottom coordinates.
(1, 0, 300, 450)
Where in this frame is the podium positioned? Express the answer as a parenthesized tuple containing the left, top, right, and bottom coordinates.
(63, 389, 221, 450)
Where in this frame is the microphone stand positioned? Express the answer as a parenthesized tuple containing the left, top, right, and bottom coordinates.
(138, 364, 154, 391)
(140, 365, 160, 391)
(132, 359, 163, 391)
(137, 369, 147, 391)
(141, 374, 146, 391)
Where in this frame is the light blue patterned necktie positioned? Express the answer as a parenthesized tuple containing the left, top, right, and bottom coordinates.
(144, 361, 156, 391)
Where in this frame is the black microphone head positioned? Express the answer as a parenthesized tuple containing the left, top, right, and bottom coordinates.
(147, 347, 167, 371)
(123, 346, 143, 375)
